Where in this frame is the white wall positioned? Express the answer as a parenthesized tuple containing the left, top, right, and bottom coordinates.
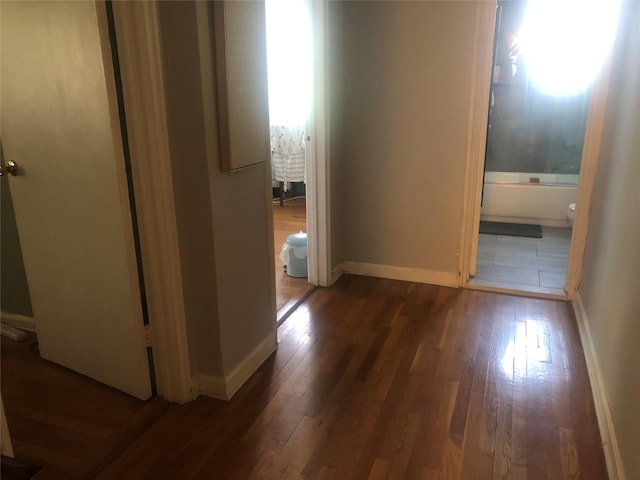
(578, 4, 640, 479)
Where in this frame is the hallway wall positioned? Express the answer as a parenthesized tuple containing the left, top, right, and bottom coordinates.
(157, 1, 277, 382)
(578, 4, 640, 478)
(328, 1, 490, 277)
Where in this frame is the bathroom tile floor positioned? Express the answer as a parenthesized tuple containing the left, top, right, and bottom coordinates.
(468, 226, 571, 296)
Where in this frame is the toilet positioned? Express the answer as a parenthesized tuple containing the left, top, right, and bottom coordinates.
(566, 203, 576, 226)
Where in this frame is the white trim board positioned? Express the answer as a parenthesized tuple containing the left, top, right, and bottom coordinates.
(340, 262, 458, 288)
(0, 312, 35, 332)
(331, 264, 344, 286)
(458, 0, 497, 283)
(564, 58, 612, 299)
(112, 1, 193, 403)
(312, 0, 332, 287)
(1, 324, 27, 342)
(573, 293, 626, 480)
(465, 281, 567, 300)
(192, 331, 277, 401)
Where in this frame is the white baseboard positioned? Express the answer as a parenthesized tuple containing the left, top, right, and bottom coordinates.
(340, 261, 459, 287)
(192, 330, 277, 401)
(1, 324, 27, 341)
(331, 263, 343, 285)
(0, 312, 35, 332)
(192, 373, 227, 400)
(573, 293, 625, 480)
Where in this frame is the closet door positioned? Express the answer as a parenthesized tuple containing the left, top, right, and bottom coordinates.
(1, 1, 152, 399)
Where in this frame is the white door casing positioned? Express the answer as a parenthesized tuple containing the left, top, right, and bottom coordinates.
(109, 0, 193, 403)
(1, 1, 152, 399)
(306, 0, 332, 287)
(458, 1, 496, 283)
(460, 1, 612, 298)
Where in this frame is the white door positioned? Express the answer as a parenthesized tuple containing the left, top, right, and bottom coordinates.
(1, 1, 152, 399)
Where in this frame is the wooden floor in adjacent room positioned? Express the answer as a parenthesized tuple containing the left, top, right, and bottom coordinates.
(272, 196, 314, 319)
(95, 275, 606, 479)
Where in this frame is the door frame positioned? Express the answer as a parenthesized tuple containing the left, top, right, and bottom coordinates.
(110, 1, 193, 403)
(458, 1, 496, 284)
(108, 0, 334, 402)
(458, 0, 613, 300)
(563, 60, 612, 298)
(306, 0, 331, 287)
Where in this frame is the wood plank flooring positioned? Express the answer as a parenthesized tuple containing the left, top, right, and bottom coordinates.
(98, 275, 607, 479)
(1, 333, 167, 479)
(470, 227, 571, 296)
(273, 196, 314, 317)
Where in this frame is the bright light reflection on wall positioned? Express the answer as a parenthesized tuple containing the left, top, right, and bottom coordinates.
(519, 0, 620, 96)
(265, 0, 313, 126)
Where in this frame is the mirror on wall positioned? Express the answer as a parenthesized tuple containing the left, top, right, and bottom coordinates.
(485, 0, 620, 176)
(212, 1, 270, 172)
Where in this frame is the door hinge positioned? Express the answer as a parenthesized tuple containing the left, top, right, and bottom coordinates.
(144, 324, 152, 348)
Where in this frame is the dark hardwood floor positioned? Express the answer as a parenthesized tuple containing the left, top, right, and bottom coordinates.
(1, 333, 166, 480)
(1, 275, 606, 478)
(94, 275, 606, 479)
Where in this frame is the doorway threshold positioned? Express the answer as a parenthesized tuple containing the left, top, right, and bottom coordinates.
(277, 286, 317, 326)
(466, 278, 567, 300)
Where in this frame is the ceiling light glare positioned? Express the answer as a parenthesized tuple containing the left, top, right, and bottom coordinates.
(519, 0, 621, 96)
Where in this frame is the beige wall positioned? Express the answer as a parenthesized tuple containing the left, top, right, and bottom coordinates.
(329, 1, 482, 274)
(157, 2, 276, 378)
(157, 2, 223, 377)
(578, 4, 640, 479)
(328, 0, 345, 272)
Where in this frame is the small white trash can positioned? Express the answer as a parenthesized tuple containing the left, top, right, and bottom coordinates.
(280, 232, 308, 278)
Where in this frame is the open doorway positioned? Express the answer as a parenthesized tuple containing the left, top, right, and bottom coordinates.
(468, 0, 620, 296)
(265, 0, 316, 322)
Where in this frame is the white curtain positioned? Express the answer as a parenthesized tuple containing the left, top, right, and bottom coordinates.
(270, 125, 306, 186)
(265, 0, 313, 189)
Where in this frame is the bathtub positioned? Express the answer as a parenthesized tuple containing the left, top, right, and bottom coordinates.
(480, 172, 578, 227)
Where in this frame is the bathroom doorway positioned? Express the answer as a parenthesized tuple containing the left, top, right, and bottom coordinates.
(468, 0, 620, 295)
(265, 0, 316, 322)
